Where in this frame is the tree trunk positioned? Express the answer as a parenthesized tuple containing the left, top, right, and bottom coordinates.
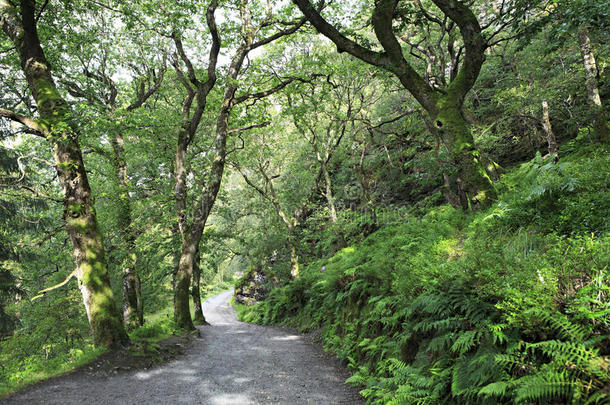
(322, 163, 338, 223)
(2, 0, 128, 348)
(174, 236, 198, 331)
(191, 247, 207, 325)
(541, 101, 559, 159)
(289, 240, 299, 278)
(432, 98, 496, 210)
(53, 140, 129, 347)
(577, 26, 608, 143)
(111, 133, 143, 328)
(121, 248, 142, 328)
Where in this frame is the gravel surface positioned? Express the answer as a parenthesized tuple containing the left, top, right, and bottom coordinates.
(3, 290, 363, 404)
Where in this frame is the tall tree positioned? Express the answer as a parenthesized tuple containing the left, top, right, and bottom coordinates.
(69, 57, 165, 328)
(169, 0, 306, 329)
(290, 0, 513, 209)
(0, 0, 128, 347)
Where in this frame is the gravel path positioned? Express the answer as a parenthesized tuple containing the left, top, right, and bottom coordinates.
(4, 290, 363, 404)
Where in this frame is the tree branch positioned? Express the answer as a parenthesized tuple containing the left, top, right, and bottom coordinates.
(0, 108, 46, 136)
(291, 0, 393, 69)
(227, 121, 270, 135)
(31, 269, 78, 301)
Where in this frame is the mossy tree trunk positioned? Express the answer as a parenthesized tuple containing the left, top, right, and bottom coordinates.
(1, 0, 128, 347)
(61, 57, 162, 330)
(432, 97, 496, 209)
(111, 133, 143, 328)
(191, 247, 207, 325)
(174, 236, 199, 331)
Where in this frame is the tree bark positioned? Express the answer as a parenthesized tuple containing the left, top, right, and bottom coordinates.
(432, 98, 497, 209)
(191, 247, 207, 325)
(174, 236, 197, 330)
(1, 0, 128, 347)
(321, 162, 338, 223)
(289, 239, 300, 279)
(111, 132, 143, 328)
(577, 26, 608, 143)
(541, 101, 558, 159)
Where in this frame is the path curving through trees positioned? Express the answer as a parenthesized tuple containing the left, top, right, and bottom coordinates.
(3, 291, 362, 404)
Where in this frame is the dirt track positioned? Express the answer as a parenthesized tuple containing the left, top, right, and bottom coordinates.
(3, 290, 363, 404)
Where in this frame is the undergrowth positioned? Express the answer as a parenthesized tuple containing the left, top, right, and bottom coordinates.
(237, 148, 610, 404)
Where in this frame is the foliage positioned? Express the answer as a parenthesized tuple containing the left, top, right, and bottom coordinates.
(0, 0, 609, 400)
(238, 150, 610, 404)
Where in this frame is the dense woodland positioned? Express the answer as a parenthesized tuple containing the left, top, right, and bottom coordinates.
(0, 0, 609, 403)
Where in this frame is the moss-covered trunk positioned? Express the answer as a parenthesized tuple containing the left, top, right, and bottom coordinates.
(1, 0, 128, 348)
(111, 132, 143, 328)
(52, 139, 129, 347)
(191, 247, 207, 325)
(432, 97, 496, 210)
(174, 236, 198, 331)
(121, 248, 142, 328)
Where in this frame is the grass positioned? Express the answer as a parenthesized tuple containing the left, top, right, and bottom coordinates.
(0, 280, 236, 398)
(0, 344, 107, 398)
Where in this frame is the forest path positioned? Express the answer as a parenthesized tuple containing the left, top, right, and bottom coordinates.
(4, 290, 362, 404)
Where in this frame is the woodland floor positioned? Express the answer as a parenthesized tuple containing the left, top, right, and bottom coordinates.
(2, 290, 362, 404)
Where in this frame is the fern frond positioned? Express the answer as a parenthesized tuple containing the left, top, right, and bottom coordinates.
(514, 371, 573, 403)
(451, 330, 479, 355)
(478, 381, 513, 398)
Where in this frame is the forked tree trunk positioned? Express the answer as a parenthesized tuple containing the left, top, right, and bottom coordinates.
(192, 247, 207, 325)
(1, 0, 128, 347)
(292, 0, 496, 210)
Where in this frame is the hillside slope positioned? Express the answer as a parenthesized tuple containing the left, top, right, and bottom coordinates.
(237, 146, 610, 404)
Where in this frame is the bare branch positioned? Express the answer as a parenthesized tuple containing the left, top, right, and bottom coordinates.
(227, 121, 270, 135)
(126, 62, 167, 111)
(31, 269, 78, 301)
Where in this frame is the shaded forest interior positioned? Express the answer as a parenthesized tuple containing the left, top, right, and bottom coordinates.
(0, 0, 609, 403)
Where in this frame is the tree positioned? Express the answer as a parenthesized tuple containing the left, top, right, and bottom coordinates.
(290, 0, 512, 209)
(285, 53, 370, 223)
(0, 0, 128, 347)
(517, 0, 608, 143)
(57, 12, 167, 327)
(165, 0, 306, 330)
(577, 24, 608, 143)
